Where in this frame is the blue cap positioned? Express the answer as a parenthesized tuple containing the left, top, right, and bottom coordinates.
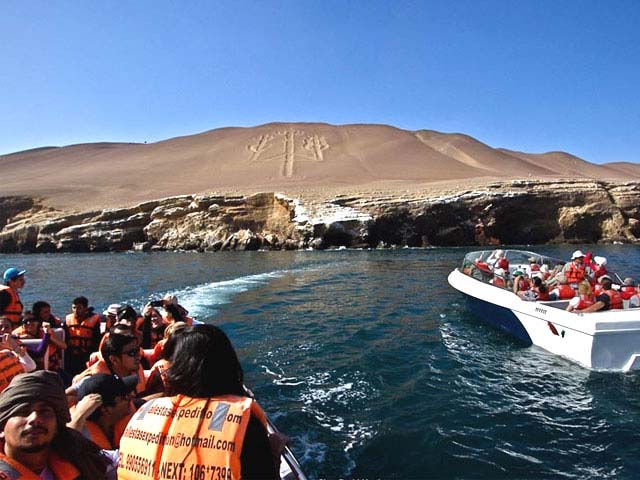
(3, 268, 26, 283)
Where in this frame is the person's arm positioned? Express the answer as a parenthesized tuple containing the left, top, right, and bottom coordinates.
(581, 294, 610, 313)
(46, 325, 67, 349)
(26, 332, 50, 357)
(67, 393, 103, 431)
(566, 297, 580, 312)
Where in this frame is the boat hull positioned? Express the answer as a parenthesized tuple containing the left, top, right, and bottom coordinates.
(448, 268, 640, 371)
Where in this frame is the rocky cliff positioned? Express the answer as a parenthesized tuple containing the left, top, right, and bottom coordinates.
(1, 180, 639, 253)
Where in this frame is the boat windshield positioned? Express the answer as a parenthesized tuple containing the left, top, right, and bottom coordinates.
(460, 249, 567, 284)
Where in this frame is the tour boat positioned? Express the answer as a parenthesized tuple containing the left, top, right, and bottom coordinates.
(447, 249, 640, 372)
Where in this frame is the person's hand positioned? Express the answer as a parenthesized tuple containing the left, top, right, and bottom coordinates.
(2, 334, 21, 353)
(67, 393, 103, 430)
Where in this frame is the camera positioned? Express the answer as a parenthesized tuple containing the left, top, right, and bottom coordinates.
(149, 300, 164, 308)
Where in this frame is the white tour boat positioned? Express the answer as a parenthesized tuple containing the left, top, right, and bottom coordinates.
(448, 249, 640, 372)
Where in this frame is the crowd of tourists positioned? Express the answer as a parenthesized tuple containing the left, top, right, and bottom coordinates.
(0, 266, 283, 479)
(473, 249, 640, 313)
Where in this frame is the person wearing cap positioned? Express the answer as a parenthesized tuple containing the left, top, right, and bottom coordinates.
(0, 268, 26, 328)
(561, 250, 593, 288)
(512, 270, 531, 296)
(64, 296, 103, 377)
(68, 373, 138, 450)
(102, 303, 121, 332)
(0, 370, 109, 478)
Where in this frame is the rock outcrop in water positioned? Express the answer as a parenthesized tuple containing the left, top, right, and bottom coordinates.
(1, 180, 639, 253)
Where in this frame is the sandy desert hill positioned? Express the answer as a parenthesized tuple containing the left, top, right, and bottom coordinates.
(1, 122, 636, 211)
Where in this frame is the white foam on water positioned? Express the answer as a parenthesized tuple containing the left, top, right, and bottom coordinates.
(141, 270, 290, 319)
(298, 372, 378, 454)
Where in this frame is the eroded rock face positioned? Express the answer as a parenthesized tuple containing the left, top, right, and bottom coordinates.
(1, 180, 639, 253)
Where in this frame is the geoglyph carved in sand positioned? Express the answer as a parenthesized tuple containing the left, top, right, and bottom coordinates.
(247, 128, 329, 177)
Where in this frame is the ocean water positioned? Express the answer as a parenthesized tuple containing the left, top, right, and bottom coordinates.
(4, 245, 640, 479)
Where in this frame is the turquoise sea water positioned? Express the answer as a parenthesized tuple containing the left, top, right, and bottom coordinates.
(3, 246, 640, 479)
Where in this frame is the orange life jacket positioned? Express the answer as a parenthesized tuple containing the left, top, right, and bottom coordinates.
(0, 447, 81, 479)
(65, 313, 101, 356)
(603, 289, 623, 309)
(491, 276, 506, 288)
(82, 420, 113, 450)
(118, 394, 268, 480)
(565, 263, 586, 284)
(0, 285, 23, 328)
(0, 350, 25, 394)
(557, 284, 576, 300)
(515, 278, 530, 292)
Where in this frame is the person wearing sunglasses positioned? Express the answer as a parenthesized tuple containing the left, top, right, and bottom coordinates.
(68, 329, 146, 403)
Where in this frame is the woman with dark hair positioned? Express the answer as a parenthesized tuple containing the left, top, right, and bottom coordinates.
(118, 324, 278, 479)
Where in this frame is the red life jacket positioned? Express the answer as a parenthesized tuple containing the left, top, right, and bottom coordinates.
(575, 295, 595, 310)
(565, 263, 586, 284)
(534, 288, 550, 301)
(620, 286, 636, 300)
(557, 284, 576, 300)
(515, 278, 530, 292)
(604, 289, 623, 309)
(491, 277, 506, 288)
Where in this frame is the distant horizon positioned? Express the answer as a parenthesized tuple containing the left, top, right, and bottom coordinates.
(2, 1, 638, 163)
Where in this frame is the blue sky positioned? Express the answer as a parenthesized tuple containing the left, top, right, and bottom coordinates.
(1, 0, 639, 163)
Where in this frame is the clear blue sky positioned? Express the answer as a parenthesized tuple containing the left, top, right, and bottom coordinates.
(1, 0, 639, 163)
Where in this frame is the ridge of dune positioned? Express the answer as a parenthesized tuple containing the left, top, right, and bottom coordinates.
(1, 122, 638, 211)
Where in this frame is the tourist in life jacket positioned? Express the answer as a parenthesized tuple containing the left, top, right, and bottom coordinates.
(581, 278, 623, 312)
(490, 267, 508, 288)
(531, 276, 550, 301)
(591, 256, 608, 285)
(67, 373, 138, 450)
(566, 282, 596, 312)
(118, 324, 280, 479)
(12, 314, 55, 372)
(486, 249, 505, 269)
(0, 268, 26, 329)
(0, 317, 37, 393)
(561, 250, 594, 288)
(620, 277, 636, 300)
(628, 283, 640, 308)
(136, 303, 168, 350)
(512, 271, 531, 296)
(71, 328, 146, 397)
(0, 370, 109, 479)
(30, 301, 67, 376)
(142, 321, 188, 396)
(548, 274, 576, 300)
(64, 296, 103, 377)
